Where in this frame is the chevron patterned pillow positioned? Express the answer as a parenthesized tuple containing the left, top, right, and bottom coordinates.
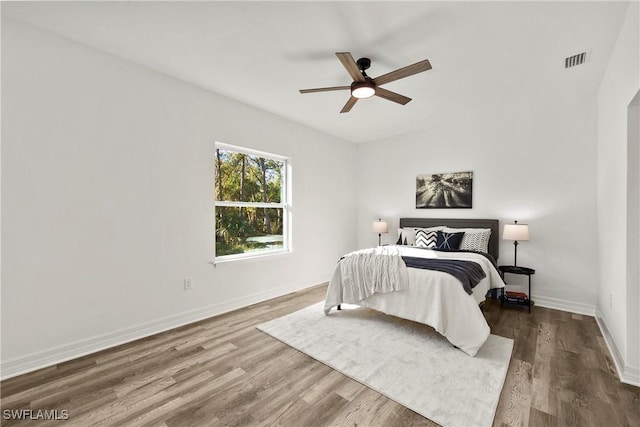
(415, 229, 438, 248)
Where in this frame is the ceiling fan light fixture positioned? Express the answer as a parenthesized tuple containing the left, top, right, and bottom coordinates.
(351, 81, 376, 99)
(299, 53, 431, 112)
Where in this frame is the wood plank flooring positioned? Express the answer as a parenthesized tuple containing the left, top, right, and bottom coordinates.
(1, 284, 638, 426)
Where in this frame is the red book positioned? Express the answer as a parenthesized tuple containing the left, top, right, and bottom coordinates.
(505, 291, 528, 300)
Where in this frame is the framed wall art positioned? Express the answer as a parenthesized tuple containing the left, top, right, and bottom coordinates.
(416, 171, 473, 209)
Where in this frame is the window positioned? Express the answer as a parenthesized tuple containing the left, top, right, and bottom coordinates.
(214, 143, 290, 261)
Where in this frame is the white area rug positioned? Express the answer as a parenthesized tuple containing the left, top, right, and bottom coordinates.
(257, 302, 513, 427)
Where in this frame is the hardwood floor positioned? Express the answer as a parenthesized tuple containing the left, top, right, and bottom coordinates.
(1, 284, 638, 426)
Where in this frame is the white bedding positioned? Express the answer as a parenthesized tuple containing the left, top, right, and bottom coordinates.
(324, 245, 505, 356)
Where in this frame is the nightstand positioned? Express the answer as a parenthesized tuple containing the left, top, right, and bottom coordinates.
(499, 265, 535, 313)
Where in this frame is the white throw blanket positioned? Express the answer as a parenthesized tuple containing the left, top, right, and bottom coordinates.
(339, 246, 409, 303)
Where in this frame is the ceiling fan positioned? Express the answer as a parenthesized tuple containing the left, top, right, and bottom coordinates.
(299, 52, 432, 113)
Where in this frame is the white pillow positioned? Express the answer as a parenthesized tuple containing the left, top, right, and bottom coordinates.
(397, 226, 443, 246)
(397, 227, 416, 245)
(443, 227, 491, 253)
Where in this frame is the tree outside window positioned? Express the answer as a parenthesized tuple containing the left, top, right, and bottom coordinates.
(215, 143, 289, 260)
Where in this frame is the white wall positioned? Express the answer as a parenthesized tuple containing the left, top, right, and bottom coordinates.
(1, 19, 357, 378)
(627, 93, 639, 377)
(356, 63, 600, 314)
(596, 1, 640, 386)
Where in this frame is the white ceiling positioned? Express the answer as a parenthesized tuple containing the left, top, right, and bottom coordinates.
(2, 1, 631, 143)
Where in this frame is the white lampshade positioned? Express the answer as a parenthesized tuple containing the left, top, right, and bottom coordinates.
(503, 223, 530, 241)
(372, 219, 389, 234)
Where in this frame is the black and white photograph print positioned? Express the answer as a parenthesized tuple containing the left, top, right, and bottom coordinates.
(416, 171, 473, 209)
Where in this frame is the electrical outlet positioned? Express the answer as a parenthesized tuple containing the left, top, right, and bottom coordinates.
(184, 278, 192, 291)
(609, 293, 613, 307)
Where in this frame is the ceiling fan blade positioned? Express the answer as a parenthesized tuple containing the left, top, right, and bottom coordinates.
(373, 59, 432, 86)
(340, 96, 359, 113)
(299, 86, 350, 94)
(336, 52, 365, 83)
(374, 87, 412, 105)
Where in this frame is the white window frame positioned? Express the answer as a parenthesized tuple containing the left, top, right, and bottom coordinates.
(214, 142, 291, 263)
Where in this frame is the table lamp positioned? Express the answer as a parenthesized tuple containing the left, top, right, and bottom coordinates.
(503, 221, 530, 266)
(372, 219, 388, 246)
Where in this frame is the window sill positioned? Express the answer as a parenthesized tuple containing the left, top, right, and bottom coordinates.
(211, 249, 292, 267)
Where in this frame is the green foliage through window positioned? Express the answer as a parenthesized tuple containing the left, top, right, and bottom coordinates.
(215, 145, 287, 258)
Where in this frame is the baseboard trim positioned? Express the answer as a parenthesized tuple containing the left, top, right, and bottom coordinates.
(622, 365, 640, 387)
(595, 309, 640, 387)
(532, 295, 596, 316)
(1, 282, 321, 380)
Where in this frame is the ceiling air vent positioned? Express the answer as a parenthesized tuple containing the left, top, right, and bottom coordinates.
(564, 50, 590, 69)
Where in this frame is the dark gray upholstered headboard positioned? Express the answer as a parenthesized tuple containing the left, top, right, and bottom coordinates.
(399, 218, 500, 260)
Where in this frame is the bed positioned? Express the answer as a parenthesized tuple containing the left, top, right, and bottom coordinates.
(324, 218, 505, 356)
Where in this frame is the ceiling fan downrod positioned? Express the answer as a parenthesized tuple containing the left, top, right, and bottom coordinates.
(356, 57, 371, 75)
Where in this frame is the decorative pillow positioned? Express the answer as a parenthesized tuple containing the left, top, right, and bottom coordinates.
(443, 227, 491, 253)
(415, 229, 438, 248)
(435, 231, 465, 250)
(396, 226, 443, 246)
(461, 230, 491, 252)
